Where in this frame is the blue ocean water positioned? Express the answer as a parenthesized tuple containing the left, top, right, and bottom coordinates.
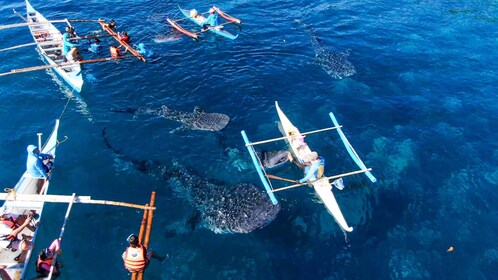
(1, 0, 497, 279)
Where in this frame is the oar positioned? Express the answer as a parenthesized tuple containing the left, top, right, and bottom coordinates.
(270, 168, 372, 193)
(266, 174, 298, 183)
(46, 193, 76, 280)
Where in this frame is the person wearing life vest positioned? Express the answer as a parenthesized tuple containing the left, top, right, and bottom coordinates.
(36, 238, 62, 277)
(110, 46, 120, 58)
(288, 151, 325, 183)
(0, 212, 34, 251)
(122, 234, 165, 273)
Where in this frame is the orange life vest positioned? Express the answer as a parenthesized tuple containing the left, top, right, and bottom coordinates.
(110, 46, 120, 58)
(36, 257, 53, 274)
(1, 217, 17, 230)
(123, 245, 147, 272)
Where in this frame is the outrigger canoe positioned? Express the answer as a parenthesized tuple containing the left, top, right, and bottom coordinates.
(26, 0, 83, 92)
(167, 5, 240, 40)
(241, 102, 376, 232)
(0, 119, 60, 280)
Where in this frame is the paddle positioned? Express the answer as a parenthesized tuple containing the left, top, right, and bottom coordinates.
(266, 174, 298, 183)
(45, 193, 76, 280)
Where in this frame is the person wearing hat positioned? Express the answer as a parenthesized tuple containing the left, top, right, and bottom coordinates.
(88, 38, 101, 54)
(26, 145, 54, 180)
(288, 151, 325, 183)
(202, 7, 219, 30)
(122, 234, 165, 273)
(62, 26, 81, 62)
(35, 238, 62, 277)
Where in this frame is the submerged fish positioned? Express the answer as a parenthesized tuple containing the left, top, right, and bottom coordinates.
(112, 105, 230, 132)
(103, 129, 280, 234)
(261, 150, 290, 169)
(168, 163, 281, 234)
(296, 19, 356, 79)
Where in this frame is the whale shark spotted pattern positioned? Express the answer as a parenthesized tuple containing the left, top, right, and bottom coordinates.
(296, 19, 356, 79)
(112, 105, 230, 132)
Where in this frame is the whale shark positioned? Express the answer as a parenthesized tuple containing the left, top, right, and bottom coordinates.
(112, 105, 230, 132)
(102, 128, 280, 234)
(296, 19, 356, 79)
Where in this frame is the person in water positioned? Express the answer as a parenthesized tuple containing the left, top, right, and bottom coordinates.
(62, 26, 81, 62)
(122, 234, 164, 273)
(36, 238, 63, 278)
(26, 145, 54, 180)
(288, 151, 325, 183)
(88, 38, 101, 53)
(202, 8, 219, 30)
(117, 31, 130, 53)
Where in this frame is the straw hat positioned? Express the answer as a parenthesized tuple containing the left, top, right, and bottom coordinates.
(304, 151, 318, 162)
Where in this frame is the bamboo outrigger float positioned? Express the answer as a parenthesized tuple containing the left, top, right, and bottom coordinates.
(0, 0, 147, 92)
(241, 102, 377, 232)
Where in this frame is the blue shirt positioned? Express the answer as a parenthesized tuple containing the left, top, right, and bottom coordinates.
(203, 13, 219, 26)
(299, 157, 325, 183)
(62, 32, 80, 55)
(26, 145, 53, 178)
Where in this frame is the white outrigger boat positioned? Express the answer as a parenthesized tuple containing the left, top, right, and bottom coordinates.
(241, 102, 376, 232)
(0, 0, 146, 93)
(25, 0, 83, 92)
(0, 119, 59, 280)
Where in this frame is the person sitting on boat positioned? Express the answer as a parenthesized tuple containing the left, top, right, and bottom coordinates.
(288, 151, 325, 183)
(122, 234, 165, 273)
(26, 145, 54, 180)
(117, 31, 130, 53)
(88, 38, 101, 54)
(36, 238, 63, 278)
(62, 26, 80, 62)
(202, 8, 220, 30)
(0, 212, 34, 251)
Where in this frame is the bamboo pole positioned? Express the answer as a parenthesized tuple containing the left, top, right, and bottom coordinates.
(0, 42, 37, 52)
(0, 55, 136, 77)
(270, 168, 372, 193)
(138, 192, 156, 280)
(0, 20, 67, 30)
(132, 204, 149, 280)
(246, 125, 342, 147)
(0, 193, 156, 210)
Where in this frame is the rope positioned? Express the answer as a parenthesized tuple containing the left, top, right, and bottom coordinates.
(3, 188, 16, 201)
(58, 90, 74, 121)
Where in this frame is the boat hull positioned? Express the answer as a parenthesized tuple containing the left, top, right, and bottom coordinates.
(275, 101, 353, 232)
(0, 119, 60, 280)
(178, 6, 238, 40)
(26, 0, 83, 92)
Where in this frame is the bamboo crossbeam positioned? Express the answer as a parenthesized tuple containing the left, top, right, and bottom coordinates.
(0, 20, 67, 30)
(270, 168, 372, 193)
(0, 193, 156, 210)
(0, 42, 37, 52)
(246, 125, 342, 147)
(0, 55, 136, 77)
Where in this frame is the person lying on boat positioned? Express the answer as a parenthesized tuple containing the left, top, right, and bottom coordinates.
(288, 151, 325, 183)
(0, 212, 34, 251)
(63, 26, 81, 62)
(0, 265, 12, 280)
(202, 8, 220, 30)
(122, 234, 165, 273)
(36, 238, 63, 278)
(26, 145, 54, 180)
